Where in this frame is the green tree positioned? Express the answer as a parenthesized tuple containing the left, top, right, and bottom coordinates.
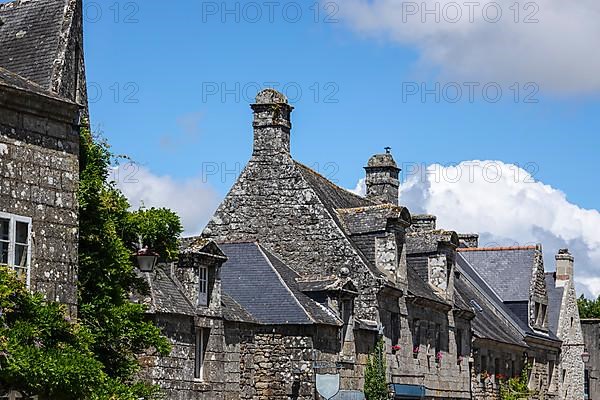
(578, 295, 600, 318)
(364, 338, 389, 400)
(78, 124, 178, 394)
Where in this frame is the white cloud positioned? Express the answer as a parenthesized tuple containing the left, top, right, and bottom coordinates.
(351, 160, 600, 297)
(113, 165, 220, 236)
(334, 0, 600, 95)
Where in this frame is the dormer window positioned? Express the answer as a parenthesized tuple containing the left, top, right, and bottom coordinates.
(198, 266, 208, 306)
(0, 213, 32, 287)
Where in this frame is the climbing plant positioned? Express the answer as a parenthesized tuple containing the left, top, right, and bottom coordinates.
(364, 338, 389, 400)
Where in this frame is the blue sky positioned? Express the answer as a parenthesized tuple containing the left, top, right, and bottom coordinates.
(85, 1, 600, 294)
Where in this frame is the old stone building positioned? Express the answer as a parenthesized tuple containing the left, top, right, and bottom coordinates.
(134, 88, 585, 400)
(0, 0, 86, 316)
(0, 1, 587, 398)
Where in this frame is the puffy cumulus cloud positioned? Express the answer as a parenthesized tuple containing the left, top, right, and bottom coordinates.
(334, 0, 600, 95)
(350, 160, 600, 296)
(113, 165, 221, 236)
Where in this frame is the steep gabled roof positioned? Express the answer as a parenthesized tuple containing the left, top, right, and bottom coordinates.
(455, 256, 526, 347)
(219, 242, 340, 326)
(457, 253, 560, 343)
(294, 161, 374, 211)
(0, 0, 71, 88)
(459, 246, 537, 302)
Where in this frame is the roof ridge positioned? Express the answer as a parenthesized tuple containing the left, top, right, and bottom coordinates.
(293, 160, 376, 205)
(458, 245, 537, 252)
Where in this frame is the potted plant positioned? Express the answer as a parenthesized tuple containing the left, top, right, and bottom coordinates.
(413, 346, 420, 358)
(435, 351, 443, 363)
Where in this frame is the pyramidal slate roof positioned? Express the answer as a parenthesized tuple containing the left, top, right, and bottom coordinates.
(219, 242, 341, 326)
(459, 247, 537, 302)
(0, 0, 72, 89)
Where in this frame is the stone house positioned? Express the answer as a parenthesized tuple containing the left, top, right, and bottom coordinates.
(135, 88, 584, 400)
(0, 0, 86, 316)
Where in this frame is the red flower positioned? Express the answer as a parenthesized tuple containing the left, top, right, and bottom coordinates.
(392, 345, 402, 351)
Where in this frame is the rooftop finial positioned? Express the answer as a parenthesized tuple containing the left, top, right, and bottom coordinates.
(385, 146, 392, 154)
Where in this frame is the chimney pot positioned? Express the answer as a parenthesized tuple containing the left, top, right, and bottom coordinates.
(364, 151, 400, 205)
(555, 248, 574, 286)
(458, 233, 479, 248)
(410, 215, 437, 232)
(251, 89, 294, 157)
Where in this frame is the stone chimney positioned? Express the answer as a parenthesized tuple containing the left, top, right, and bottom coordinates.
(555, 248, 574, 287)
(409, 214, 437, 232)
(250, 89, 294, 157)
(364, 148, 400, 204)
(458, 233, 479, 248)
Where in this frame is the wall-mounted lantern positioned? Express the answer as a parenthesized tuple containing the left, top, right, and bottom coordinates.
(136, 246, 159, 272)
(582, 350, 591, 364)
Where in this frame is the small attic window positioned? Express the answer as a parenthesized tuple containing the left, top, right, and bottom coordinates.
(198, 266, 208, 306)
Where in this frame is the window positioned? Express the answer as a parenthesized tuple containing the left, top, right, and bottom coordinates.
(198, 266, 208, 306)
(548, 361, 555, 390)
(391, 312, 400, 346)
(434, 323, 441, 358)
(456, 329, 463, 357)
(534, 302, 540, 325)
(481, 355, 488, 372)
(540, 304, 547, 326)
(0, 213, 31, 286)
(340, 299, 353, 348)
(195, 328, 208, 380)
(412, 319, 421, 348)
(585, 369, 590, 400)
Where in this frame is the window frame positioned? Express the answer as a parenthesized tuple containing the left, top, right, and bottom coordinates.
(391, 312, 400, 347)
(0, 212, 32, 288)
(198, 265, 209, 306)
(194, 328, 207, 381)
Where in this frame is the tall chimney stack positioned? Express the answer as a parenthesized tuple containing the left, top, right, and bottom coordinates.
(364, 148, 400, 205)
(250, 89, 294, 157)
(555, 248, 574, 287)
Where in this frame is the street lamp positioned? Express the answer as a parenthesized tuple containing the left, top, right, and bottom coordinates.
(136, 246, 159, 272)
(582, 351, 591, 364)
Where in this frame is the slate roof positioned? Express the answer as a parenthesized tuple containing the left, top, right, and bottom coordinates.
(219, 242, 340, 326)
(0, 0, 70, 89)
(459, 247, 537, 302)
(295, 161, 373, 211)
(454, 256, 526, 347)
(0, 65, 70, 101)
(545, 272, 564, 334)
(406, 263, 447, 305)
(136, 267, 195, 316)
(457, 253, 561, 343)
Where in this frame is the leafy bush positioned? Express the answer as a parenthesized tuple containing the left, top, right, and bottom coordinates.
(499, 363, 536, 400)
(364, 338, 389, 400)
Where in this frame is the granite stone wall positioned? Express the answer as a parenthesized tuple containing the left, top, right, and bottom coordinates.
(0, 89, 80, 314)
